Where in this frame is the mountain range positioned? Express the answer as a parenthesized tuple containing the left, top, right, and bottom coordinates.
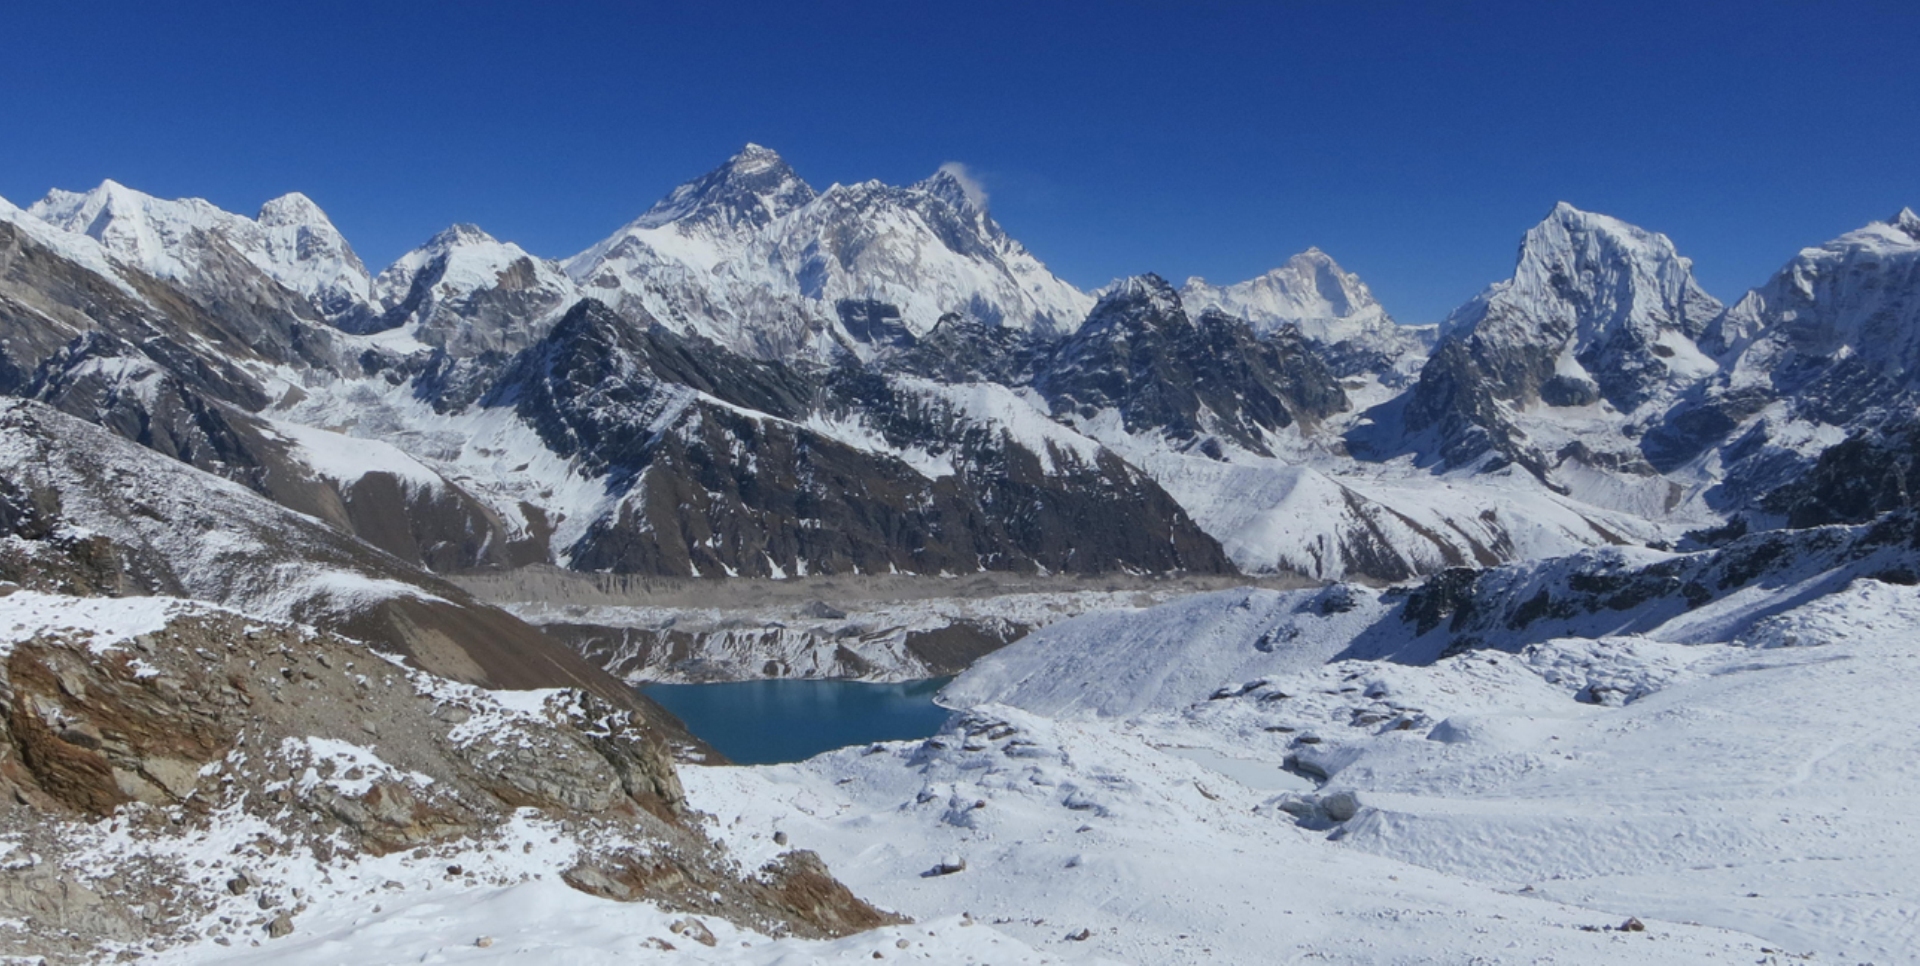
(5, 144, 1920, 964)
(2, 146, 1916, 595)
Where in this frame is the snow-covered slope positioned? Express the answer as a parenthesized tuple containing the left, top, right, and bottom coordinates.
(28, 180, 372, 324)
(685, 705, 1774, 965)
(911, 518, 1920, 962)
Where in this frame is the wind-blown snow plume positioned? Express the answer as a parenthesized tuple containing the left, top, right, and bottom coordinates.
(936, 161, 989, 210)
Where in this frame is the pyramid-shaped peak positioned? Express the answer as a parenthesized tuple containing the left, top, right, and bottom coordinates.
(629, 143, 816, 233)
(915, 163, 989, 213)
(423, 223, 500, 249)
(720, 143, 795, 179)
(257, 191, 331, 227)
(1892, 207, 1920, 240)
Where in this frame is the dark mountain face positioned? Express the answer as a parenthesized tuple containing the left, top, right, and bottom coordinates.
(1033, 276, 1347, 456)
(481, 300, 1232, 578)
(880, 312, 1048, 385)
(1393, 336, 1546, 474)
(0, 219, 290, 400)
(1757, 413, 1920, 528)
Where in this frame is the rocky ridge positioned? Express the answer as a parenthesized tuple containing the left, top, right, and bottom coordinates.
(0, 590, 895, 962)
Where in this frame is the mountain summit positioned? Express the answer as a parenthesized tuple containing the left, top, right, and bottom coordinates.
(28, 180, 372, 324)
(564, 145, 1091, 358)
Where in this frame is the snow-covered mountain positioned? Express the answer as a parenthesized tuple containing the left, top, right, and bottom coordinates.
(1381, 203, 1723, 482)
(1181, 248, 1433, 383)
(565, 145, 1093, 359)
(5, 163, 1916, 592)
(1616, 208, 1920, 535)
(28, 179, 373, 326)
(368, 223, 580, 354)
(8, 157, 1920, 964)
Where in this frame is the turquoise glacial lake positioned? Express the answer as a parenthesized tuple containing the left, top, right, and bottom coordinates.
(641, 676, 955, 765)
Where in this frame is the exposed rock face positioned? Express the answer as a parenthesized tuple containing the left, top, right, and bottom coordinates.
(0, 215, 289, 400)
(23, 182, 348, 370)
(1758, 414, 1920, 527)
(1035, 275, 1348, 455)
(483, 299, 1231, 577)
(0, 594, 893, 962)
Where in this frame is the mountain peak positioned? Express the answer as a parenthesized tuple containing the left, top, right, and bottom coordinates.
(1428, 205, 1722, 421)
(423, 223, 501, 250)
(630, 144, 817, 234)
(915, 164, 988, 213)
(1179, 249, 1389, 343)
(1093, 274, 1185, 322)
(1893, 207, 1920, 241)
(257, 191, 329, 228)
(731, 142, 783, 165)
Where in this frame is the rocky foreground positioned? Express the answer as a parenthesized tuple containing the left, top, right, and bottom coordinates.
(0, 589, 904, 962)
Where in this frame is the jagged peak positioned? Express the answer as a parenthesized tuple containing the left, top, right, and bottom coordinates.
(628, 143, 817, 233)
(915, 163, 989, 214)
(1892, 207, 1920, 241)
(1440, 203, 1721, 357)
(1508, 203, 1703, 285)
(1091, 273, 1185, 320)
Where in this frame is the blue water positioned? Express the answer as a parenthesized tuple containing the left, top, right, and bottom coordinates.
(641, 677, 955, 765)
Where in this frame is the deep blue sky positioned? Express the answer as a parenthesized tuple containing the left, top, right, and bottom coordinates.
(3, 0, 1916, 323)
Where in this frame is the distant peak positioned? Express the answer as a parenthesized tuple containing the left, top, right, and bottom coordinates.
(1096, 273, 1181, 309)
(1893, 207, 1920, 240)
(425, 223, 499, 248)
(627, 142, 816, 233)
(920, 162, 989, 212)
(722, 142, 790, 176)
(257, 191, 328, 227)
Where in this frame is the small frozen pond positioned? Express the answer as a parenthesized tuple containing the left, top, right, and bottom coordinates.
(1159, 745, 1317, 792)
(641, 677, 954, 765)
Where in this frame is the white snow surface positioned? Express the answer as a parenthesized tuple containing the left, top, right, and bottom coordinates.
(28, 180, 372, 318)
(1181, 248, 1394, 342)
(0, 589, 198, 662)
(907, 565, 1920, 963)
(683, 703, 1772, 965)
